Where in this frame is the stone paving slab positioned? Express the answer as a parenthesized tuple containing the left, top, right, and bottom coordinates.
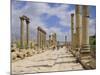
(51, 63, 83, 72)
(12, 47, 84, 74)
(58, 54, 73, 58)
(56, 57, 76, 64)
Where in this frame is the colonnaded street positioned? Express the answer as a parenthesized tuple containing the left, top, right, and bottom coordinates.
(11, 2, 96, 75)
(12, 47, 83, 74)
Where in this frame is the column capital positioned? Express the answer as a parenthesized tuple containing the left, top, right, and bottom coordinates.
(71, 13, 74, 17)
(37, 26, 46, 34)
(26, 19, 30, 24)
(75, 5, 81, 14)
(20, 16, 24, 20)
(82, 6, 89, 16)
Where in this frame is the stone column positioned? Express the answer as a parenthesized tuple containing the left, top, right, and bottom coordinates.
(37, 27, 40, 49)
(65, 35, 67, 46)
(71, 13, 74, 49)
(39, 31, 40, 49)
(43, 30, 46, 49)
(43, 32, 45, 49)
(81, 5, 90, 55)
(39, 29, 41, 49)
(41, 32, 43, 49)
(45, 33, 46, 48)
(44, 32, 46, 49)
(49, 35, 51, 47)
(41, 31, 43, 49)
(26, 19, 30, 49)
(55, 33, 57, 48)
(37, 28, 39, 48)
(20, 17, 24, 49)
(75, 5, 81, 49)
(73, 33, 76, 49)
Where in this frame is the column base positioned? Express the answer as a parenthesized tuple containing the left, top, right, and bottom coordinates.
(79, 44, 96, 69)
(80, 44, 91, 59)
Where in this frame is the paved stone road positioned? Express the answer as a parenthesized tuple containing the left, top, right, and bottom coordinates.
(12, 47, 84, 74)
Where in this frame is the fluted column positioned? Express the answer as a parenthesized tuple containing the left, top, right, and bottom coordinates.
(75, 5, 81, 49)
(20, 17, 24, 49)
(81, 5, 90, 53)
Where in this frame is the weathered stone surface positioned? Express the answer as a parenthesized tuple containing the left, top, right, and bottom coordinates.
(75, 5, 82, 49)
(12, 47, 83, 74)
(12, 52, 17, 62)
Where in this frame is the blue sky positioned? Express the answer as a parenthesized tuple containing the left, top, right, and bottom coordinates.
(11, 0, 96, 42)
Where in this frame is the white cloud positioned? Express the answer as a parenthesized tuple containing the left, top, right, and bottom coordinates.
(89, 18, 96, 36)
(11, 1, 96, 42)
(11, 1, 74, 42)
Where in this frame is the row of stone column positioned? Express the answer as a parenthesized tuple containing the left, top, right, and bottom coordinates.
(20, 15, 30, 49)
(37, 27, 46, 50)
(20, 16, 47, 50)
(71, 5, 90, 57)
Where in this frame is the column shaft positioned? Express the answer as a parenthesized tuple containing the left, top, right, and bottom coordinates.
(37, 28, 40, 49)
(65, 36, 67, 46)
(39, 30, 40, 49)
(81, 5, 90, 52)
(49, 35, 51, 47)
(26, 20, 30, 49)
(73, 33, 76, 49)
(71, 14, 74, 49)
(44, 33, 46, 48)
(20, 18, 24, 49)
(82, 6, 89, 45)
(75, 5, 81, 49)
